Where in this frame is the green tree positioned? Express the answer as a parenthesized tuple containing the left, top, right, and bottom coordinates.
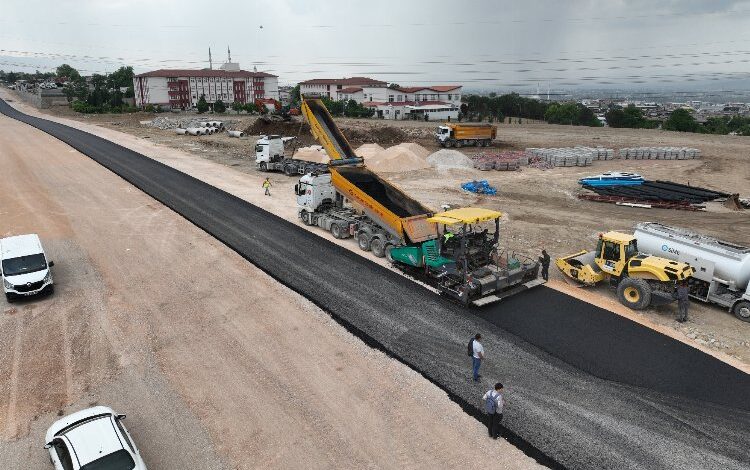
(231, 101, 244, 114)
(387, 83, 401, 89)
(109, 66, 134, 88)
(663, 108, 699, 132)
(7, 71, 18, 83)
(197, 94, 209, 113)
(244, 102, 257, 114)
(56, 64, 81, 81)
(213, 99, 226, 113)
(289, 84, 301, 106)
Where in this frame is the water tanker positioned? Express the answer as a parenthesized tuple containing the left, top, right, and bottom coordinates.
(634, 222, 750, 321)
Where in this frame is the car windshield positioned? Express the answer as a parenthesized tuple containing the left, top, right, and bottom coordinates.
(2, 254, 47, 277)
(80, 449, 135, 470)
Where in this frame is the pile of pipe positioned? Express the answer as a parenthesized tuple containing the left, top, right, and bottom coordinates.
(471, 151, 527, 171)
(618, 147, 701, 160)
(179, 127, 218, 136)
(200, 120, 225, 131)
(525, 147, 613, 167)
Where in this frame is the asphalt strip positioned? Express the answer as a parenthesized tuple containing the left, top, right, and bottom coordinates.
(1, 99, 748, 470)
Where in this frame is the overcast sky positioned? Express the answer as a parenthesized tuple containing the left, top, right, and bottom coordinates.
(2, 0, 750, 91)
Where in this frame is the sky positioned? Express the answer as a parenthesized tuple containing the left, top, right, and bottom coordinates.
(2, 0, 750, 92)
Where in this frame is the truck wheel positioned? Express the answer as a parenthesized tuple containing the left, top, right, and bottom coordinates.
(384, 244, 395, 262)
(444, 141, 452, 148)
(330, 223, 344, 239)
(357, 232, 371, 251)
(259, 162, 268, 171)
(732, 300, 750, 322)
(301, 212, 313, 226)
(617, 278, 652, 310)
(455, 141, 462, 148)
(284, 165, 295, 176)
(370, 237, 386, 258)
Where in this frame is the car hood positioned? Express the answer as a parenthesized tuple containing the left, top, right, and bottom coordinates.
(5, 269, 48, 286)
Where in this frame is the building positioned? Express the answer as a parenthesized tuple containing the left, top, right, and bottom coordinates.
(133, 68, 278, 110)
(366, 101, 459, 121)
(298, 77, 387, 99)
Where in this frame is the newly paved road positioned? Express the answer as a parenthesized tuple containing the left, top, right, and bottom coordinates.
(2, 99, 749, 469)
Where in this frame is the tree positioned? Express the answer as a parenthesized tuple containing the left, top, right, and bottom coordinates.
(663, 109, 699, 132)
(244, 102, 257, 114)
(213, 99, 226, 113)
(231, 101, 244, 114)
(197, 94, 209, 113)
(290, 84, 301, 106)
(109, 66, 134, 88)
(387, 83, 401, 89)
(56, 64, 81, 81)
(7, 71, 18, 83)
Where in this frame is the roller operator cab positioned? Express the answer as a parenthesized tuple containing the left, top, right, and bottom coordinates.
(556, 231, 695, 310)
(388, 208, 543, 306)
(1, 234, 54, 303)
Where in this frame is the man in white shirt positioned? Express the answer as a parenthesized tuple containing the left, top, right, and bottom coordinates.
(472, 333, 484, 382)
(482, 382, 505, 439)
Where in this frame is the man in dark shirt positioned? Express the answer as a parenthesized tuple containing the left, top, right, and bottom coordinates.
(675, 281, 690, 323)
(539, 249, 551, 281)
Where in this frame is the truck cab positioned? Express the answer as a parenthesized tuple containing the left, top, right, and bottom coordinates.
(1, 234, 55, 303)
(255, 135, 293, 169)
(296, 173, 336, 215)
(436, 125, 452, 144)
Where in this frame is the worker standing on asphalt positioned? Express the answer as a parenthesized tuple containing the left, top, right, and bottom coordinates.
(675, 280, 690, 323)
(539, 249, 551, 281)
(471, 333, 484, 382)
(262, 177, 272, 196)
(482, 382, 504, 439)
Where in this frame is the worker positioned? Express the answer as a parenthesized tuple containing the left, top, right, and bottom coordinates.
(674, 280, 690, 323)
(262, 177, 272, 196)
(539, 249, 551, 281)
(482, 382, 504, 439)
(471, 333, 484, 382)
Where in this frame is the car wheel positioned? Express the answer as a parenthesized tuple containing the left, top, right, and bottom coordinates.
(733, 300, 750, 322)
(617, 278, 652, 310)
(370, 237, 386, 258)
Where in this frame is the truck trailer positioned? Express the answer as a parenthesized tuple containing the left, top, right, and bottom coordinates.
(436, 123, 497, 148)
(255, 134, 328, 176)
(296, 98, 542, 305)
(634, 222, 750, 321)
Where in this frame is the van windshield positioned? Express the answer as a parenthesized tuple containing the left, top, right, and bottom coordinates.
(2, 254, 47, 277)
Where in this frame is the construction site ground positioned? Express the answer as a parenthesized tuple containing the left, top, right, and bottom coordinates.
(0, 95, 541, 469)
(15, 93, 749, 369)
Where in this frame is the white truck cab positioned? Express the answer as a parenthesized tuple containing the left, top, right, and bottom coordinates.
(295, 173, 336, 213)
(436, 125, 451, 143)
(1, 234, 54, 303)
(255, 135, 295, 168)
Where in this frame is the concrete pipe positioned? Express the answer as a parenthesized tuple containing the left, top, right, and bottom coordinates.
(175, 128, 187, 135)
(186, 127, 201, 136)
(199, 121, 210, 128)
(227, 130, 244, 138)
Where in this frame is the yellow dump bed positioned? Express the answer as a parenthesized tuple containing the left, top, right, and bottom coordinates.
(447, 123, 497, 140)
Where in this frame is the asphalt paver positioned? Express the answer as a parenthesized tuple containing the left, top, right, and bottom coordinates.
(1, 99, 748, 470)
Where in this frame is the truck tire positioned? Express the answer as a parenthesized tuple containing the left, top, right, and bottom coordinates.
(455, 141, 462, 148)
(617, 278, 652, 310)
(370, 237, 386, 258)
(284, 165, 295, 176)
(733, 300, 750, 322)
(330, 223, 344, 239)
(259, 162, 268, 171)
(357, 231, 371, 251)
(300, 211, 313, 226)
(444, 141, 452, 148)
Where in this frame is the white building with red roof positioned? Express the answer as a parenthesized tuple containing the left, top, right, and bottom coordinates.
(298, 77, 387, 99)
(133, 68, 278, 110)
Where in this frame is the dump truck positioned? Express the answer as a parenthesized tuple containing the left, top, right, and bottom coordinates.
(634, 222, 750, 322)
(255, 134, 327, 175)
(296, 98, 542, 305)
(556, 231, 694, 310)
(436, 123, 497, 148)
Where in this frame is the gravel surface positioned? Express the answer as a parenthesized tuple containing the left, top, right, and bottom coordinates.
(1, 99, 749, 469)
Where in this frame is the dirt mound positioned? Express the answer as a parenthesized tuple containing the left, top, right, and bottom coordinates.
(367, 145, 430, 173)
(294, 145, 329, 163)
(356, 143, 385, 160)
(426, 149, 474, 169)
(392, 142, 430, 159)
(345, 126, 407, 145)
(244, 119, 315, 145)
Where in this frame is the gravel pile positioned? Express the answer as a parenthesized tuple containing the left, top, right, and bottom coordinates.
(426, 149, 474, 169)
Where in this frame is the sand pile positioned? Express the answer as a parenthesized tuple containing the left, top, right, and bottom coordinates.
(294, 145, 329, 163)
(355, 143, 385, 160)
(426, 149, 474, 169)
(367, 145, 430, 173)
(394, 142, 431, 160)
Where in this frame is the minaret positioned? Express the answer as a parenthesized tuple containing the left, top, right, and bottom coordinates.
(228, 46, 231, 63)
(209, 47, 213, 70)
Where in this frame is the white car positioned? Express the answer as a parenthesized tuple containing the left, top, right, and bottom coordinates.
(45, 406, 147, 470)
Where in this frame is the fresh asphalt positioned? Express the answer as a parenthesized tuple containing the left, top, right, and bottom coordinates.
(1, 99, 748, 470)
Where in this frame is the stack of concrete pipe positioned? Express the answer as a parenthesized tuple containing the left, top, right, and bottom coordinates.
(617, 147, 701, 160)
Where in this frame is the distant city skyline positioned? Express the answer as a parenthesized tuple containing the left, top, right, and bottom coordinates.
(2, 0, 750, 92)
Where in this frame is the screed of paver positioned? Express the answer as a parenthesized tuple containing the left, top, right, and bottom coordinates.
(0, 113, 541, 469)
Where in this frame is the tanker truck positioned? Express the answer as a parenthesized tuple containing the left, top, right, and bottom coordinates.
(634, 222, 750, 322)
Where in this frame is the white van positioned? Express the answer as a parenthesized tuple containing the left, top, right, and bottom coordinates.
(0, 234, 54, 303)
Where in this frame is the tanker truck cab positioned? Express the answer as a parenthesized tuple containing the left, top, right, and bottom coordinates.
(1, 234, 54, 303)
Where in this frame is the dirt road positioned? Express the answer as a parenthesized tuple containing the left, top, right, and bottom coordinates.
(0, 113, 540, 468)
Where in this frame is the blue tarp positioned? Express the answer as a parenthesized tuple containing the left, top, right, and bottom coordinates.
(461, 180, 497, 195)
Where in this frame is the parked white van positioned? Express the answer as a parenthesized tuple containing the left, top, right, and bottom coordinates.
(1, 234, 54, 303)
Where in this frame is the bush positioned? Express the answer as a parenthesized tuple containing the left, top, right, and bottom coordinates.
(144, 104, 156, 113)
(213, 99, 226, 113)
(196, 94, 209, 113)
(663, 109, 699, 133)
